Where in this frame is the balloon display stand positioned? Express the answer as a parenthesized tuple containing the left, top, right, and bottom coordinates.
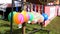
(9, 0, 50, 34)
(8, 11, 49, 34)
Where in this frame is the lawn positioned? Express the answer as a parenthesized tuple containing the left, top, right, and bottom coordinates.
(0, 16, 60, 34)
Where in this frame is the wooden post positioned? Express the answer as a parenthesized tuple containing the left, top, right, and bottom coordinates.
(22, 0, 26, 34)
(22, 23, 26, 34)
(23, 0, 26, 11)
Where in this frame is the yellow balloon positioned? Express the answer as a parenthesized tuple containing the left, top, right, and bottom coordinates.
(21, 10, 29, 22)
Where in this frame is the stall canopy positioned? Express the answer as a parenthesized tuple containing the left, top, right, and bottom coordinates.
(0, 0, 12, 4)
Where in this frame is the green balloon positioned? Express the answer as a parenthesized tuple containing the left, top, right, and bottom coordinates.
(8, 11, 17, 22)
(28, 12, 34, 21)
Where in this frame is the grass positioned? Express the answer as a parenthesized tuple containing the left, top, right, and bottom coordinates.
(0, 16, 60, 34)
(45, 16, 60, 34)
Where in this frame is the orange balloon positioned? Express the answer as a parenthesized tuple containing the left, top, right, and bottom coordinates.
(21, 10, 29, 22)
(13, 12, 24, 24)
(13, 13, 19, 24)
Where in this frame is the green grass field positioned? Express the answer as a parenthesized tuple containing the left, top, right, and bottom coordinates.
(0, 16, 60, 34)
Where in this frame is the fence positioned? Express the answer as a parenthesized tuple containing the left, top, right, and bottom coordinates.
(44, 5, 60, 27)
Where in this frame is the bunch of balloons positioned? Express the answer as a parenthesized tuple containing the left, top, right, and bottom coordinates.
(8, 10, 48, 25)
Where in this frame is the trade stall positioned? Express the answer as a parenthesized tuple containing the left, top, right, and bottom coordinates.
(0, 0, 22, 20)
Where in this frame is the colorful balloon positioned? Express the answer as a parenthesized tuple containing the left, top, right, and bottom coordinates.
(13, 13, 19, 24)
(31, 11, 39, 24)
(8, 11, 17, 22)
(42, 13, 48, 21)
(32, 12, 39, 23)
(18, 13, 24, 24)
(38, 14, 44, 23)
(21, 10, 29, 22)
(13, 13, 24, 24)
(28, 12, 34, 21)
(27, 13, 30, 20)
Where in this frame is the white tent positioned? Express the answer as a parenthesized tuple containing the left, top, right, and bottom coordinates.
(0, 0, 12, 4)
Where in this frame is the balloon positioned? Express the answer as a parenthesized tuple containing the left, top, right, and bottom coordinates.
(8, 11, 17, 22)
(21, 10, 29, 22)
(32, 12, 38, 23)
(38, 14, 44, 22)
(42, 13, 48, 21)
(13, 13, 19, 24)
(30, 11, 39, 24)
(28, 12, 34, 21)
(34, 12, 41, 20)
(13, 13, 24, 24)
(31, 12, 44, 23)
(27, 13, 30, 20)
(18, 13, 24, 24)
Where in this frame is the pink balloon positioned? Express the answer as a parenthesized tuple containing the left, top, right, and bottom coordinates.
(27, 14, 30, 20)
(18, 14, 24, 24)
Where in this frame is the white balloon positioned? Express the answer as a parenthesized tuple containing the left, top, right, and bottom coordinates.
(38, 15, 44, 22)
(31, 11, 40, 24)
(31, 11, 44, 23)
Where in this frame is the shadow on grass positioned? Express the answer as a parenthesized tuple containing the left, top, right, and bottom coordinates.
(5, 28, 22, 34)
(4, 28, 34, 34)
(28, 29, 50, 34)
(0, 24, 10, 27)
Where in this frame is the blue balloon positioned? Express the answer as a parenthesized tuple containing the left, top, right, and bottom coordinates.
(42, 13, 48, 21)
